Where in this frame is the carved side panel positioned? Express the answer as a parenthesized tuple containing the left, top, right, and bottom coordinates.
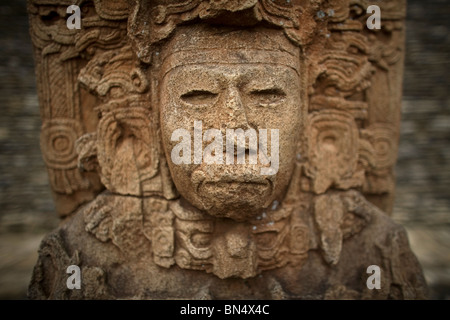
(28, 0, 179, 217)
(305, 0, 406, 214)
(28, 0, 131, 216)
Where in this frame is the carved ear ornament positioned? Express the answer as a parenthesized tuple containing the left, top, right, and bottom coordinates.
(313, 190, 372, 265)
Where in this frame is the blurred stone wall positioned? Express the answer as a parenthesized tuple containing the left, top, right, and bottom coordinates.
(393, 0, 450, 299)
(0, 0, 448, 299)
(0, 0, 58, 300)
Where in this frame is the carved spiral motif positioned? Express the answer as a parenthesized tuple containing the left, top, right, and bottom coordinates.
(290, 224, 309, 255)
(369, 124, 398, 170)
(40, 119, 83, 170)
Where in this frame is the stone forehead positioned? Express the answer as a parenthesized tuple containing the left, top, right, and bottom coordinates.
(162, 24, 299, 53)
(159, 24, 300, 73)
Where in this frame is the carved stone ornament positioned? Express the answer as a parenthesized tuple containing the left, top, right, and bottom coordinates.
(28, 0, 428, 299)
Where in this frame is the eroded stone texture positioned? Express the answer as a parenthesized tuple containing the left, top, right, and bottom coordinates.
(28, 0, 428, 299)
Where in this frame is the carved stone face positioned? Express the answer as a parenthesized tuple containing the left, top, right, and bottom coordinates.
(159, 26, 302, 221)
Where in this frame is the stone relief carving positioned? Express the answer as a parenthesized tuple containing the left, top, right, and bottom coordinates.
(28, 0, 427, 299)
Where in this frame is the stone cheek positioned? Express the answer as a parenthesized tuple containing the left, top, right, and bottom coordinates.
(27, 0, 428, 299)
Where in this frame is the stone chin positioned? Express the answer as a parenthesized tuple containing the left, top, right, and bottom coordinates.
(186, 164, 277, 221)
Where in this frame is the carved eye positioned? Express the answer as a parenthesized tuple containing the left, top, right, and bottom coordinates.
(180, 90, 218, 106)
(250, 88, 286, 106)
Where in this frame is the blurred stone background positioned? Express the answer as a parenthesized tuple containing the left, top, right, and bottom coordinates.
(0, 0, 448, 299)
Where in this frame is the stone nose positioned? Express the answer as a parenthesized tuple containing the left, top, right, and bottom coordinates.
(221, 87, 249, 131)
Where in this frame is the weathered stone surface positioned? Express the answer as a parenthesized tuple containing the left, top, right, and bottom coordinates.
(26, 0, 428, 299)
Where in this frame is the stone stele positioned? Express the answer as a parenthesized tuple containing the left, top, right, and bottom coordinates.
(27, 0, 428, 299)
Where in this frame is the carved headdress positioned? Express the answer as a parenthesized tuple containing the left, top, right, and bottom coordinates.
(28, 0, 406, 216)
